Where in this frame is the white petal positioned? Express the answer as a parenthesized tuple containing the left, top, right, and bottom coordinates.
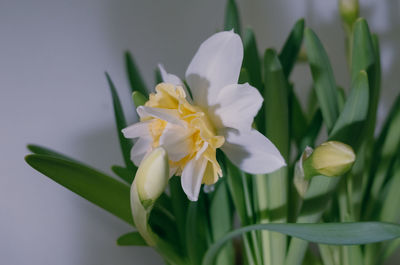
(159, 123, 193, 162)
(130, 136, 153, 166)
(181, 156, 208, 201)
(212, 83, 263, 131)
(122, 120, 151, 139)
(158, 64, 193, 102)
(185, 31, 243, 108)
(222, 129, 286, 174)
(158, 63, 183, 86)
(137, 106, 185, 126)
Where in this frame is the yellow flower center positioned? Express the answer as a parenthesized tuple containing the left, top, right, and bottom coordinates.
(142, 83, 225, 185)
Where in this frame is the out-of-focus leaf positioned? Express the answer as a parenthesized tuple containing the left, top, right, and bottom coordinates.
(264, 49, 290, 159)
(202, 222, 400, 265)
(25, 154, 134, 225)
(351, 19, 380, 143)
(117, 232, 147, 246)
(329, 71, 369, 149)
(243, 28, 262, 90)
(111, 165, 134, 184)
(106, 73, 136, 173)
(125, 51, 148, 96)
(289, 86, 308, 144)
(186, 197, 210, 265)
(169, 176, 189, 256)
(279, 18, 305, 78)
(224, 0, 241, 35)
(298, 109, 323, 152)
(209, 180, 234, 265)
(304, 28, 339, 132)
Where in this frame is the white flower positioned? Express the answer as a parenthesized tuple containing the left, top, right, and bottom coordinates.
(123, 31, 286, 201)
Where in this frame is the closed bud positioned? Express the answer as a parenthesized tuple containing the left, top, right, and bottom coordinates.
(339, 0, 359, 29)
(135, 147, 169, 208)
(303, 141, 355, 178)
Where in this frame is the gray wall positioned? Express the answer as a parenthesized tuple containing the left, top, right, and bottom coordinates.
(1, 0, 399, 264)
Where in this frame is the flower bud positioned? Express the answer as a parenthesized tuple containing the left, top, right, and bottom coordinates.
(135, 147, 169, 208)
(304, 141, 355, 178)
(339, 0, 359, 29)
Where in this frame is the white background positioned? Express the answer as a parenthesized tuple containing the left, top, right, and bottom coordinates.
(1, 0, 399, 264)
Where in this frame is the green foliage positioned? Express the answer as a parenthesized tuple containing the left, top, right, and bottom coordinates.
(25, 2, 400, 265)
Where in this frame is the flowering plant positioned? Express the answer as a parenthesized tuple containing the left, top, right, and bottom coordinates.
(25, 0, 400, 264)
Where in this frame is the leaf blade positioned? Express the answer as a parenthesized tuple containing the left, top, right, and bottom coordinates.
(25, 154, 134, 226)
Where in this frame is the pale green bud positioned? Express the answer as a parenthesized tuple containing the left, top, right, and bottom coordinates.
(135, 147, 169, 208)
(304, 141, 355, 178)
(339, 0, 359, 28)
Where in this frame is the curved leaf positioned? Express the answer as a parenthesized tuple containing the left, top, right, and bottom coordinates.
(25, 154, 134, 226)
(202, 222, 400, 265)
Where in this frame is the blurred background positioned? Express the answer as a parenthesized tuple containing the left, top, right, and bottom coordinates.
(1, 0, 399, 264)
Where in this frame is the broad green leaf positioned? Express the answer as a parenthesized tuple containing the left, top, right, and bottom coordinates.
(329, 71, 369, 148)
(209, 180, 234, 265)
(132, 91, 148, 108)
(125, 51, 148, 96)
(111, 165, 134, 184)
(224, 0, 241, 35)
(351, 19, 380, 143)
(25, 154, 134, 225)
(304, 28, 339, 132)
(279, 18, 305, 78)
(243, 28, 262, 90)
(202, 222, 400, 265)
(105, 73, 136, 173)
(264, 49, 289, 159)
(351, 18, 375, 83)
(263, 49, 289, 264)
(117, 232, 147, 246)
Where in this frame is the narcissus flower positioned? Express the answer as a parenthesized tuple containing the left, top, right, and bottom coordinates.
(123, 31, 285, 201)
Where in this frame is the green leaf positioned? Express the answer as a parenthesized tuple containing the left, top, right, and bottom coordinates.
(117, 232, 147, 246)
(209, 180, 234, 265)
(289, 87, 308, 145)
(111, 165, 134, 184)
(125, 51, 148, 96)
(351, 19, 380, 142)
(224, 0, 241, 35)
(263, 49, 290, 265)
(186, 198, 210, 265)
(132, 91, 148, 108)
(27, 144, 78, 163)
(25, 154, 134, 225)
(264, 49, 290, 159)
(279, 18, 305, 78)
(243, 28, 262, 90)
(304, 28, 339, 132)
(105, 73, 136, 173)
(169, 176, 189, 256)
(202, 222, 400, 265)
(329, 71, 369, 148)
(298, 109, 323, 152)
